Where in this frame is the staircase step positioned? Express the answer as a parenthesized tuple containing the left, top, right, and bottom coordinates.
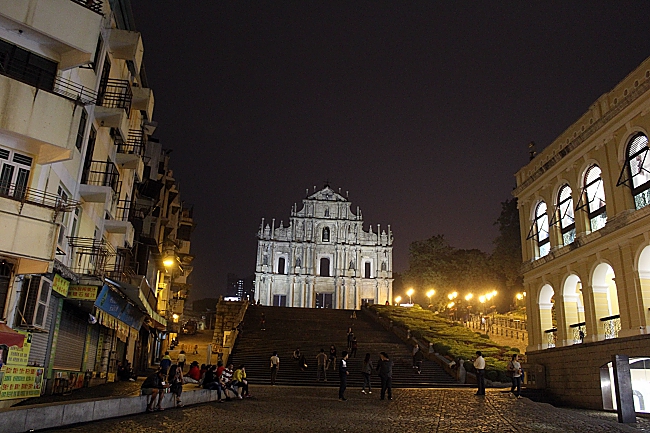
(227, 306, 457, 388)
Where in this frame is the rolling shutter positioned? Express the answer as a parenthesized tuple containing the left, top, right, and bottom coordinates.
(53, 303, 87, 371)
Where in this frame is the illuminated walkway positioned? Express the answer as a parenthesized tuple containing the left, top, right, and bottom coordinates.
(50, 387, 649, 433)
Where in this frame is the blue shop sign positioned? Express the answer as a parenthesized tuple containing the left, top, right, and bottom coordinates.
(94, 285, 145, 331)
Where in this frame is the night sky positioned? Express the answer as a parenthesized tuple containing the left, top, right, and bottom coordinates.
(130, 1, 650, 300)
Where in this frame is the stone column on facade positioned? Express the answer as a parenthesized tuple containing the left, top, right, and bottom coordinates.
(538, 301, 554, 349)
(585, 283, 609, 341)
(558, 292, 580, 346)
(613, 243, 646, 337)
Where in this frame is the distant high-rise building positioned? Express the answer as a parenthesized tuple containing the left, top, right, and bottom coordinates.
(255, 185, 393, 309)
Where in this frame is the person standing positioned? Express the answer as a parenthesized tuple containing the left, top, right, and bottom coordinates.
(338, 350, 349, 401)
(316, 349, 328, 381)
(509, 354, 522, 398)
(414, 347, 424, 374)
(260, 312, 266, 331)
(346, 327, 354, 350)
(474, 351, 486, 396)
(350, 337, 358, 358)
(168, 364, 184, 407)
(376, 352, 393, 400)
(361, 352, 373, 394)
(193, 344, 199, 355)
(160, 351, 172, 374)
(270, 351, 280, 385)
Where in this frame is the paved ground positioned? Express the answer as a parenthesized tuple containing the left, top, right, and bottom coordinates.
(47, 387, 649, 433)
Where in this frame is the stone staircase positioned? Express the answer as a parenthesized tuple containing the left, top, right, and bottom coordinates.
(228, 305, 457, 388)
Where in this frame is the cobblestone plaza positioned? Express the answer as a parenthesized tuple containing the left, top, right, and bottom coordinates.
(49, 387, 649, 433)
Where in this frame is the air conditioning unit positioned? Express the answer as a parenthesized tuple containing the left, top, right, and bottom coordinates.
(18, 276, 52, 330)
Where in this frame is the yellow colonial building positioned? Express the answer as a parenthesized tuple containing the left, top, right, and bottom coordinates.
(514, 56, 650, 411)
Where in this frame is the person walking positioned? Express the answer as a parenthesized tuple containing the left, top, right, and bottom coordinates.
(316, 349, 328, 382)
(474, 351, 486, 396)
(160, 351, 172, 374)
(361, 352, 373, 394)
(376, 352, 393, 400)
(338, 350, 349, 401)
(193, 344, 198, 355)
(413, 347, 424, 374)
(328, 344, 337, 371)
(260, 312, 266, 331)
(270, 351, 280, 385)
(509, 354, 523, 398)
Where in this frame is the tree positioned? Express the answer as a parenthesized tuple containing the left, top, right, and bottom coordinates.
(490, 198, 524, 306)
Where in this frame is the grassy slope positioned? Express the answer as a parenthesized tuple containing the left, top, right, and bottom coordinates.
(371, 305, 519, 373)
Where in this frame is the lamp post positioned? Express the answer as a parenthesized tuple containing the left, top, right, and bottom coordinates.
(426, 289, 435, 307)
(406, 288, 414, 304)
(394, 296, 402, 306)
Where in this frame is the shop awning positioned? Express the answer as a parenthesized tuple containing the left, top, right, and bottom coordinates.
(0, 323, 25, 348)
(104, 277, 167, 328)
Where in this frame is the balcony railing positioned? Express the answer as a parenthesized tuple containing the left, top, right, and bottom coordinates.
(569, 322, 586, 344)
(97, 79, 132, 113)
(105, 248, 138, 283)
(67, 237, 115, 277)
(0, 60, 97, 105)
(601, 314, 621, 339)
(116, 129, 146, 156)
(0, 181, 79, 212)
(81, 161, 120, 194)
(111, 199, 133, 221)
(544, 328, 557, 348)
(69, 0, 103, 14)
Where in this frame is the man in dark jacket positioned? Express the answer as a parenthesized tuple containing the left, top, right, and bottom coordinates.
(141, 369, 167, 411)
(338, 350, 349, 401)
(376, 352, 393, 400)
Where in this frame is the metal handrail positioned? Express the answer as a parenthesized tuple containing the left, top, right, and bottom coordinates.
(97, 78, 132, 113)
(0, 62, 97, 105)
(81, 160, 120, 193)
(0, 181, 79, 212)
(115, 129, 146, 156)
(69, 0, 103, 14)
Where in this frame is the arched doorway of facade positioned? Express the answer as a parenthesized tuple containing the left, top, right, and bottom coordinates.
(592, 263, 620, 339)
(561, 274, 585, 345)
(538, 284, 556, 348)
(637, 246, 650, 326)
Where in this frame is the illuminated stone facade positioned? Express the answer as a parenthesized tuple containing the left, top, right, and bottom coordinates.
(255, 186, 393, 309)
(514, 56, 650, 410)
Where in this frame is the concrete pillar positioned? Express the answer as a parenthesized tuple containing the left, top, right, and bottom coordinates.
(612, 354, 636, 424)
(591, 283, 611, 340)
(615, 243, 646, 336)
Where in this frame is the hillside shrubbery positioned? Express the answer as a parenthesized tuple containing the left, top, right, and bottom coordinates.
(371, 304, 520, 380)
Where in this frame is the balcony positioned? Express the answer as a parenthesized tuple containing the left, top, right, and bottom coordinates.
(0, 74, 86, 164)
(95, 79, 132, 137)
(132, 86, 154, 121)
(79, 160, 120, 203)
(115, 129, 145, 180)
(0, 184, 79, 273)
(0, 0, 102, 69)
(105, 28, 144, 75)
(67, 237, 115, 279)
(104, 199, 134, 246)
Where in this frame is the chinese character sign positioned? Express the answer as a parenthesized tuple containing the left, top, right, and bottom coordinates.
(0, 366, 44, 400)
(52, 274, 70, 297)
(68, 285, 99, 301)
(6, 332, 31, 366)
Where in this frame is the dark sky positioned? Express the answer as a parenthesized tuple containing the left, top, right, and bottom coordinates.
(130, 1, 650, 301)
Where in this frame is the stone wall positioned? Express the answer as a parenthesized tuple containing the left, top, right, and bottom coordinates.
(211, 299, 248, 363)
(526, 333, 650, 409)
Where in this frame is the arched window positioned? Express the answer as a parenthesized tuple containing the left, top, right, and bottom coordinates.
(582, 165, 607, 230)
(277, 257, 285, 274)
(322, 227, 330, 242)
(529, 201, 550, 258)
(320, 257, 330, 277)
(619, 133, 650, 209)
(557, 185, 575, 245)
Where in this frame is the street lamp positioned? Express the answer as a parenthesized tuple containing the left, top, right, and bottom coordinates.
(426, 289, 435, 306)
(406, 288, 414, 304)
(394, 296, 402, 306)
(465, 293, 473, 301)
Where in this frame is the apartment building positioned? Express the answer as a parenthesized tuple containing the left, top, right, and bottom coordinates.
(0, 0, 193, 401)
(514, 56, 650, 411)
